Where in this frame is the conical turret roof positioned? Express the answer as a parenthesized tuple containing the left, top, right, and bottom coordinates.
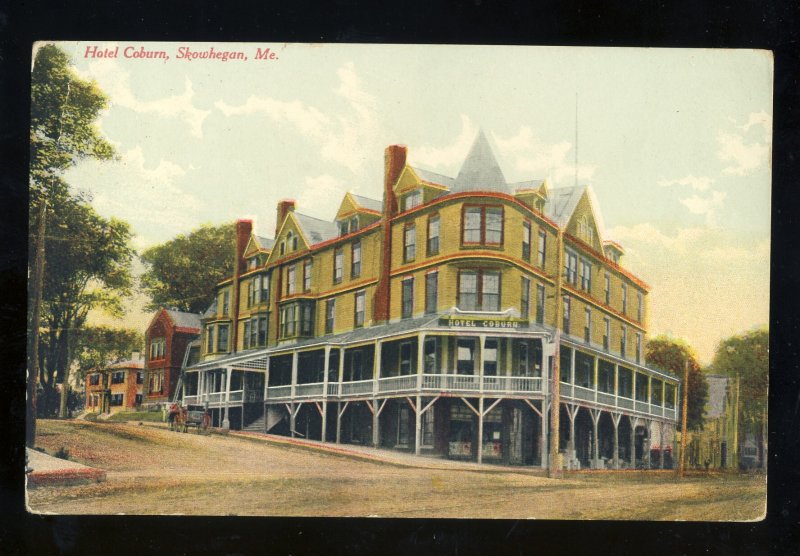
(452, 130, 510, 194)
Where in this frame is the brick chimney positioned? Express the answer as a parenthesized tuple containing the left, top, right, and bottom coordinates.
(373, 145, 407, 323)
(276, 199, 296, 236)
(231, 219, 252, 353)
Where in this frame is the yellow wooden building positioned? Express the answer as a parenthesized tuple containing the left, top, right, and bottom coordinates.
(182, 131, 680, 469)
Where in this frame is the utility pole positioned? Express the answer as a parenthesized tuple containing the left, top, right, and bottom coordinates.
(678, 358, 689, 477)
(548, 227, 564, 478)
(27, 198, 47, 446)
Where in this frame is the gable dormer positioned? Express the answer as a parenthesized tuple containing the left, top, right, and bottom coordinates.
(268, 212, 310, 263)
(242, 234, 273, 270)
(335, 192, 382, 236)
(565, 189, 604, 252)
(394, 166, 450, 211)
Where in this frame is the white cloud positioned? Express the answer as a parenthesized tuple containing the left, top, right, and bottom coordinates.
(606, 223, 708, 254)
(408, 115, 479, 170)
(658, 175, 713, 191)
(215, 62, 377, 173)
(717, 111, 772, 176)
(679, 190, 727, 227)
(703, 240, 770, 263)
(492, 125, 596, 184)
(75, 58, 210, 137)
(295, 174, 346, 219)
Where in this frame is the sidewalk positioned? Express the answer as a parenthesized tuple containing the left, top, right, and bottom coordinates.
(230, 430, 548, 474)
(26, 448, 106, 487)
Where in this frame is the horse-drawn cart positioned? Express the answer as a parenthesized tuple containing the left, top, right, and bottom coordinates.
(169, 403, 211, 434)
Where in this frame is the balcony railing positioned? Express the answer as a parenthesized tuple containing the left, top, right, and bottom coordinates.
(340, 379, 374, 396)
(296, 382, 325, 398)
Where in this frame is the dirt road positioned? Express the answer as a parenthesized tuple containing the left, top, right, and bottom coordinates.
(28, 420, 766, 519)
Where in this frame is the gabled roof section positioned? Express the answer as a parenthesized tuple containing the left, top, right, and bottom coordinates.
(244, 234, 274, 258)
(349, 193, 382, 214)
(452, 130, 510, 194)
(165, 309, 202, 332)
(202, 299, 217, 319)
(294, 212, 339, 245)
(509, 179, 547, 194)
(410, 167, 455, 189)
(255, 235, 275, 250)
(545, 185, 608, 248)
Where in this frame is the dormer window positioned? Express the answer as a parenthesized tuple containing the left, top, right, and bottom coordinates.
(402, 189, 422, 211)
(286, 231, 297, 252)
(338, 221, 349, 236)
(577, 216, 593, 243)
(248, 257, 258, 270)
(349, 216, 359, 233)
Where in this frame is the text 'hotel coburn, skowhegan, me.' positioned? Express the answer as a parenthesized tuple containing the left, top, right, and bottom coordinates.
(177, 131, 680, 470)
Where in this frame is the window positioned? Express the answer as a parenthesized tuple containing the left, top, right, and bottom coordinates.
(300, 303, 314, 336)
(424, 337, 438, 373)
(351, 241, 361, 278)
(258, 317, 268, 346)
(598, 360, 614, 393)
(150, 372, 163, 394)
(217, 324, 229, 352)
(287, 231, 296, 252)
(245, 318, 263, 349)
(635, 373, 649, 402)
(221, 290, 230, 316)
(621, 283, 628, 314)
(425, 272, 438, 314)
(560, 346, 572, 383)
(635, 332, 642, 364)
(518, 341, 530, 377)
(427, 215, 440, 255)
(564, 250, 578, 284)
(303, 259, 312, 292)
(457, 338, 476, 374)
(333, 248, 343, 284)
(149, 338, 165, 360)
(584, 307, 591, 344)
(404, 223, 416, 262)
(354, 290, 365, 327)
(248, 257, 258, 270)
(537, 230, 547, 267)
(461, 205, 504, 246)
(578, 215, 594, 243)
(206, 325, 215, 353)
(483, 339, 498, 376)
(111, 393, 124, 406)
(421, 410, 434, 447)
(402, 278, 414, 319)
(400, 342, 414, 375)
(521, 277, 530, 319)
(651, 379, 663, 406)
(575, 351, 594, 389)
(349, 216, 359, 233)
(402, 189, 422, 211)
(562, 295, 571, 334)
(287, 265, 296, 295)
(665, 383, 676, 409)
(89, 373, 100, 386)
(603, 317, 610, 351)
(522, 221, 531, 261)
(325, 299, 336, 334)
(280, 242, 285, 255)
(620, 325, 627, 357)
(618, 367, 633, 398)
(535, 283, 545, 324)
(338, 221, 349, 236)
(243, 320, 251, 349)
(457, 270, 501, 312)
(247, 276, 257, 307)
(111, 371, 125, 384)
(260, 274, 270, 304)
(579, 258, 592, 291)
(604, 273, 611, 305)
(135, 393, 143, 405)
(637, 291, 644, 322)
(281, 305, 297, 338)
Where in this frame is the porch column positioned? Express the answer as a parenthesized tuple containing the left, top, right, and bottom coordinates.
(659, 421, 665, 469)
(567, 405, 577, 460)
(611, 412, 621, 469)
(477, 396, 485, 464)
(290, 402, 296, 438)
(415, 395, 422, 455)
(630, 416, 638, 468)
(263, 356, 270, 401)
(372, 341, 381, 448)
(417, 333, 426, 389)
(290, 351, 299, 399)
(222, 367, 233, 430)
(322, 347, 330, 442)
(590, 408, 600, 467)
(338, 347, 345, 396)
(478, 334, 486, 392)
(336, 401, 342, 444)
(540, 400, 548, 469)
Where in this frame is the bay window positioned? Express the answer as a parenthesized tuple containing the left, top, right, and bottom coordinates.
(461, 205, 504, 246)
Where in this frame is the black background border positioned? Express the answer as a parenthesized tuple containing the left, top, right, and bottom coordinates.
(2, 1, 798, 554)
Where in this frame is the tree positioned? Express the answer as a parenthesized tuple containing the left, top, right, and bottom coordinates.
(646, 335, 709, 431)
(140, 223, 237, 314)
(73, 325, 144, 381)
(711, 328, 769, 467)
(29, 44, 134, 420)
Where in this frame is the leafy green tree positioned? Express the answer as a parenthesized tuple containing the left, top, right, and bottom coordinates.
(646, 335, 709, 431)
(711, 328, 769, 466)
(73, 325, 144, 380)
(140, 223, 236, 314)
(29, 44, 134, 418)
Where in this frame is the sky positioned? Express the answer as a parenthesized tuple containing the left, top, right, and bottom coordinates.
(47, 42, 772, 364)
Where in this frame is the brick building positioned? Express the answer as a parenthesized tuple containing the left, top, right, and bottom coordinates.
(142, 308, 201, 408)
(182, 131, 680, 469)
(85, 354, 144, 414)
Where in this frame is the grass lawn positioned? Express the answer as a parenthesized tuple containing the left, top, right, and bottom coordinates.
(28, 419, 766, 520)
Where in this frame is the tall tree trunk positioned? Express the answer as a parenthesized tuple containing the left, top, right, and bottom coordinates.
(57, 326, 72, 418)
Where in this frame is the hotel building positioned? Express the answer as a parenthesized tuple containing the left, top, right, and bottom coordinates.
(182, 131, 680, 469)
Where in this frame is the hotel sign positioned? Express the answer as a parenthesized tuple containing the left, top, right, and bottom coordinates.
(438, 316, 529, 329)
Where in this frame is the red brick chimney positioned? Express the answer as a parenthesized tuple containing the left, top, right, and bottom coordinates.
(231, 218, 252, 353)
(276, 199, 296, 236)
(373, 145, 406, 323)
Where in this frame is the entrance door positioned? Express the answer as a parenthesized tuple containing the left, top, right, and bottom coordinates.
(509, 407, 524, 465)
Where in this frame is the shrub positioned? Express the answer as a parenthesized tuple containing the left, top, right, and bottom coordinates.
(54, 447, 71, 460)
